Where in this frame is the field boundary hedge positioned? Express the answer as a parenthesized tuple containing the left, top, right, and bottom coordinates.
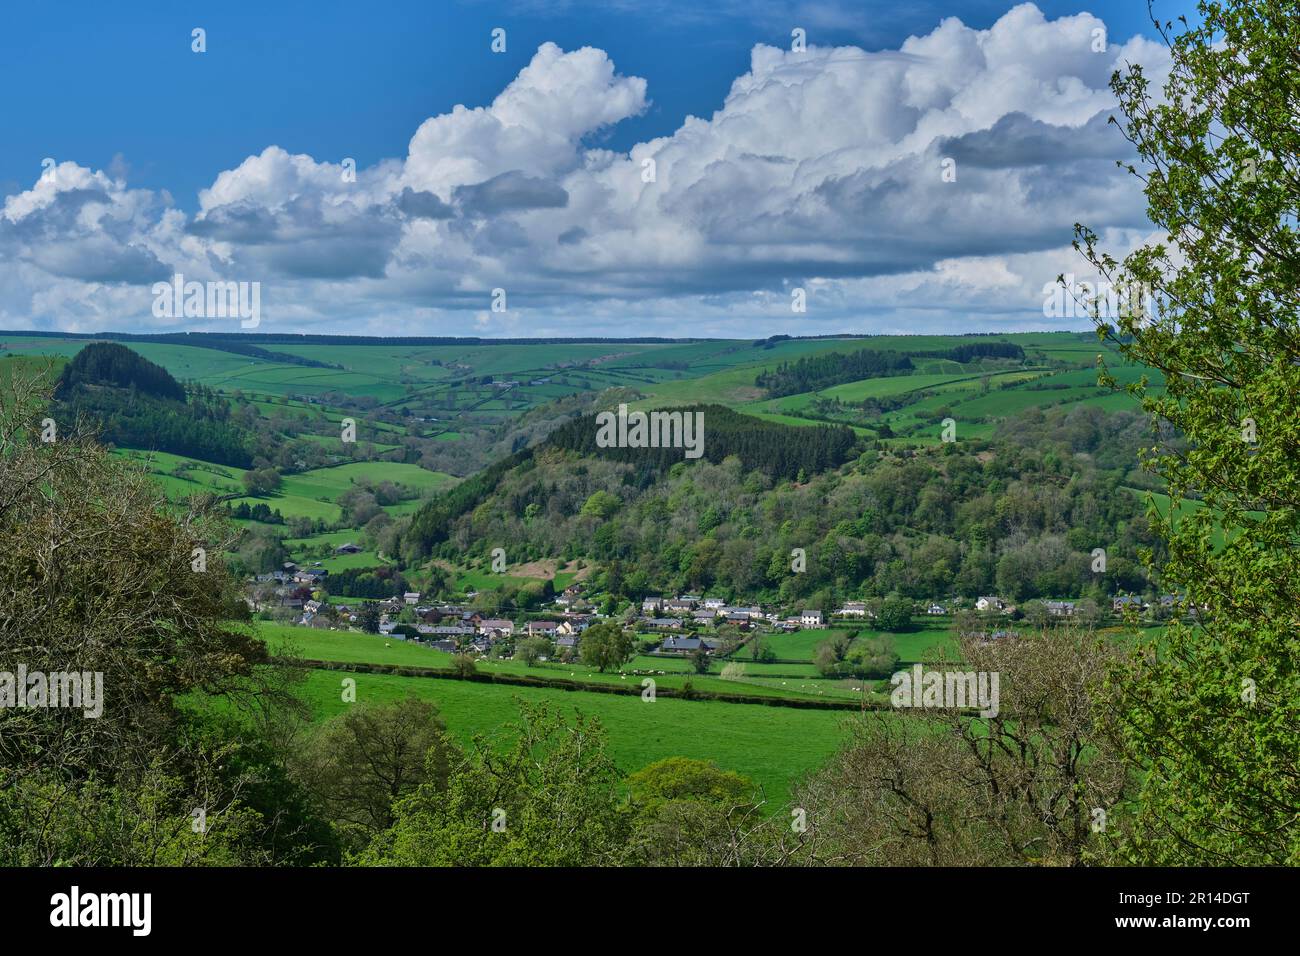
(285, 658, 877, 711)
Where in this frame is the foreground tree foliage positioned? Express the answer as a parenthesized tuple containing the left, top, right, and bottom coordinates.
(355, 703, 638, 866)
(0, 374, 267, 775)
(291, 697, 458, 850)
(1077, 0, 1300, 864)
(796, 630, 1128, 866)
(0, 372, 336, 865)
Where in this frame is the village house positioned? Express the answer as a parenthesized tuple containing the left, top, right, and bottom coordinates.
(703, 597, 726, 610)
(1044, 600, 1076, 617)
(430, 625, 476, 640)
(297, 610, 332, 629)
(478, 618, 514, 637)
(527, 620, 560, 637)
(836, 601, 868, 618)
(556, 617, 592, 637)
(976, 596, 1007, 612)
(692, 610, 717, 624)
(643, 617, 683, 631)
(664, 597, 696, 613)
(1113, 595, 1147, 613)
(800, 609, 825, 628)
(927, 603, 947, 615)
(659, 636, 707, 655)
(403, 592, 421, 606)
(641, 597, 664, 614)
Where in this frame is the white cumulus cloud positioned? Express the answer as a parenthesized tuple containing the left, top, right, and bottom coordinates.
(0, 4, 1170, 335)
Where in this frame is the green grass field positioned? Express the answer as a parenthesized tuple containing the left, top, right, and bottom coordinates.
(294, 668, 851, 807)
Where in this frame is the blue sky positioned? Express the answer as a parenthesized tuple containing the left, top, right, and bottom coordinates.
(0, 0, 1200, 336)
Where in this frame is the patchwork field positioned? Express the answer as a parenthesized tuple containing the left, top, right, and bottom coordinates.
(3, 331, 1157, 454)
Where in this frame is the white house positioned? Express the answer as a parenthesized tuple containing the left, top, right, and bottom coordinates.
(837, 601, 868, 617)
(975, 596, 1005, 612)
(403, 592, 421, 606)
(800, 609, 825, 628)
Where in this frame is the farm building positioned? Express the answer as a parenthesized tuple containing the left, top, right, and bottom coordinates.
(659, 636, 707, 655)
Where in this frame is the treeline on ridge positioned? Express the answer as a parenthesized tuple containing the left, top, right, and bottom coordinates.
(54, 341, 186, 402)
(53, 343, 254, 467)
(755, 342, 1027, 398)
(544, 404, 858, 480)
(755, 348, 915, 397)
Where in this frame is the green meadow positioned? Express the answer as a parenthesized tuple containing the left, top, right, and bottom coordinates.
(294, 667, 851, 807)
